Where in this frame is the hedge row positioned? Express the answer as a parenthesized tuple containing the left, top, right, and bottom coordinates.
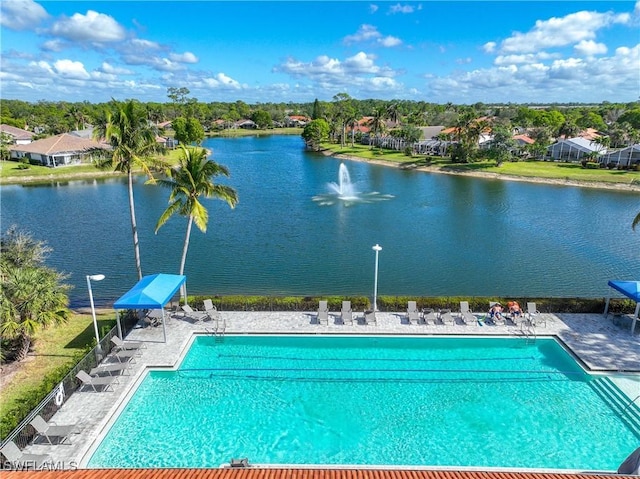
(187, 295, 635, 314)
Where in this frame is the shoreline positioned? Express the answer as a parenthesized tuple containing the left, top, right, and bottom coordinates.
(325, 151, 640, 193)
(3, 152, 640, 193)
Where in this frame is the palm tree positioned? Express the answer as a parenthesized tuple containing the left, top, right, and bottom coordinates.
(367, 107, 387, 149)
(153, 146, 238, 301)
(94, 100, 158, 280)
(0, 227, 70, 362)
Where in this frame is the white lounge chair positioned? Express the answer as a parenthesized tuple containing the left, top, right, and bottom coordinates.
(111, 335, 144, 351)
(203, 299, 221, 321)
(526, 302, 545, 326)
(30, 415, 79, 445)
(181, 304, 209, 322)
(459, 301, 476, 325)
(90, 362, 131, 377)
(76, 370, 118, 392)
(0, 440, 51, 470)
(407, 301, 420, 324)
(422, 308, 437, 325)
(341, 301, 353, 325)
(317, 300, 329, 325)
(364, 309, 377, 325)
(439, 308, 454, 325)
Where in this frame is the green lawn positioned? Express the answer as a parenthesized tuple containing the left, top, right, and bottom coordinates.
(323, 143, 640, 185)
(0, 312, 116, 437)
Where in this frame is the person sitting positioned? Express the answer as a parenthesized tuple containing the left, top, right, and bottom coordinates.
(507, 301, 522, 320)
(489, 302, 503, 323)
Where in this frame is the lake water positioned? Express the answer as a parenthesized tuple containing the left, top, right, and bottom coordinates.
(2, 135, 638, 307)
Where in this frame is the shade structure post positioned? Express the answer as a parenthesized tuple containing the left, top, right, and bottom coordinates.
(161, 309, 167, 343)
(603, 296, 611, 316)
(116, 310, 122, 338)
(632, 303, 640, 334)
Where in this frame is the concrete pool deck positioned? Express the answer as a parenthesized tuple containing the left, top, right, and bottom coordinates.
(20, 310, 640, 471)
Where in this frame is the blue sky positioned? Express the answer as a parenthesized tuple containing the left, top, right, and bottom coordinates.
(1, 1, 639, 104)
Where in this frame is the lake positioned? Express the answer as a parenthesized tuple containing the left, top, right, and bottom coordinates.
(2, 135, 638, 307)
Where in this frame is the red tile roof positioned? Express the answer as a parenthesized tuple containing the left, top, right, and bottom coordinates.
(1, 468, 621, 479)
(0, 124, 34, 140)
(8, 133, 108, 155)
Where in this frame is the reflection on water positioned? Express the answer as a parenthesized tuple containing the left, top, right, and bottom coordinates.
(2, 135, 639, 306)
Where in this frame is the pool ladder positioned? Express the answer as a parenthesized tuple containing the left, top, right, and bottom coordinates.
(518, 321, 536, 344)
(205, 316, 226, 342)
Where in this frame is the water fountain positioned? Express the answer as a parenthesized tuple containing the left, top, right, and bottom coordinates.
(312, 162, 393, 206)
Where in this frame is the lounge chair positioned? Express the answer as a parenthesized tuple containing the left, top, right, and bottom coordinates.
(317, 300, 329, 325)
(203, 299, 221, 321)
(112, 349, 139, 363)
(90, 362, 131, 377)
(485, 301, 505, 325)
(144, 309, 163, 327)
(459, 301, 475, 325)
(407, 301, 420, 324)
(76, 370, 118, 392)
(364, 309, 377, 325)
(526, 302, 545, 327)
(30, 415, 78, 445)
(111, 335, 144, 351)
(341, 301, 353, 325)
(439, 308, 454, 325)
(0, 440, 51, 470)
(181, 304, 209, 322)
(422, 308, 437, 325)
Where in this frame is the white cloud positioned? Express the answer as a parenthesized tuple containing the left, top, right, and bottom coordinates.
(42, 39, 65, 52)
(130, 38, 161, 50)
(456, 57, 472, 65)
(0, 0, 48, 31)
(204, 72, 242, 89)
(169, 52, 198, 63)
(483, 42, 497, 54)
(343, 24, 402, 47)
(379, 35, 402, 47)
(53, 59, 90, 79)
(574, 40, 607, 56)
(369, 4, 378, 14)
(99, 62, 133, 75)
(494, 52, 557, 65)
(388, 3, 420, 14)
(50, 10, 126, 43)
(499, 10, 629, 54)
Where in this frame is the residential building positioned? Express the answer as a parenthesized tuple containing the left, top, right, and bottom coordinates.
(0, 124, 34, 145)
(546, 137, 606, 161)
(9, 133, 109, 167)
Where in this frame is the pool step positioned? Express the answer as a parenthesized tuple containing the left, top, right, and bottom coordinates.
(589, 377, 640, 438)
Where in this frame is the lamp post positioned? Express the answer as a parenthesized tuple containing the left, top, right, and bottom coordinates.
(86, 274, 105, 355)
(372, 244, 382, 311)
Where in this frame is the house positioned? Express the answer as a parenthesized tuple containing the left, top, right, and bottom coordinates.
(9, 133, 109, 167)
(157, 120, 173, 130)
(234, 119, 256, 129)
(546, 137, 606, 162)
(285, 115, 309, 127)
(512, 134, 535, 146)
(599, 144, 640, 168)
(0, 124, 34, 145)
(156, 136, 178, 149)
(69, 127, 95, 140)
(418, 126, 445, 140)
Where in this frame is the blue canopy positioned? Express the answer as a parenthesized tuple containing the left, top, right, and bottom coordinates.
(605, 280, 640, 335)
(607, 280, 640, 302)
(114, 273, 186, 310)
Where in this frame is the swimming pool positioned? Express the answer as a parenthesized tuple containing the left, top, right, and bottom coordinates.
(87, 335, 639, 470)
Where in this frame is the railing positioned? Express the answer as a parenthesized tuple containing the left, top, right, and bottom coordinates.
(0, 310, 139, 459)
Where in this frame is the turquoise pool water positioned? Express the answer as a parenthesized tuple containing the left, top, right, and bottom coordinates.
(88, 336, 639, 470)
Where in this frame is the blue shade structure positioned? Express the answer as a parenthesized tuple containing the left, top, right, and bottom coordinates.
(113, 274, 186, 342)
(604, 280, 640, 334)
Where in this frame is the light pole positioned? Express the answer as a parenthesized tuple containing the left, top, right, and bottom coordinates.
(372, 244, 382, 311)
(86, 274, 105, 354)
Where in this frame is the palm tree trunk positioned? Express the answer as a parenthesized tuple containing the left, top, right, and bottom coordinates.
(179, 215, 194, 301)
(127, 171, 143, 280)
(15, 333, 31, 362)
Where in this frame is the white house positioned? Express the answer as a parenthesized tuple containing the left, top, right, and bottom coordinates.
(546, 137, 606, 161)
(0, 124, 34, 145)
(9, 133, 109, 167)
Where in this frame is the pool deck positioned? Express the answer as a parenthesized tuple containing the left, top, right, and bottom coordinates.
(21, 310, 640, 471)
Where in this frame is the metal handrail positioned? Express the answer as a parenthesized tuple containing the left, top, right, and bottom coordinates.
(621, 395, 640, 414)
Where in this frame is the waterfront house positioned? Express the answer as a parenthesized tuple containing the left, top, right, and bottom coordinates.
(8, 133, 109, 167)
(599, 144, 640, 168)
(0, 124, 34, 145)
(546, 137, 606, 162)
